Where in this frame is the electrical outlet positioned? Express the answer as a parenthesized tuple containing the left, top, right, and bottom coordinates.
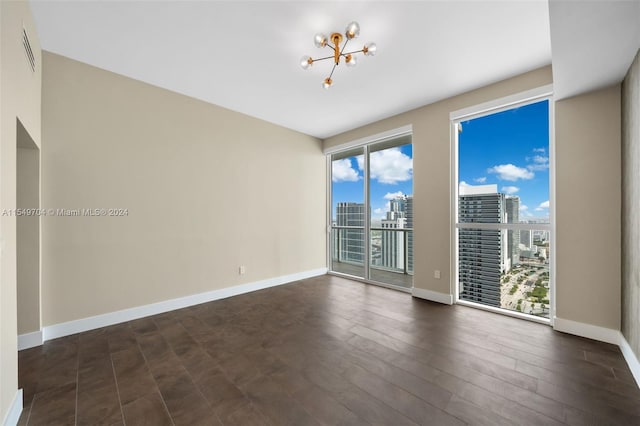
(239, 265, 246, 275)
(434, 270, 441, 279)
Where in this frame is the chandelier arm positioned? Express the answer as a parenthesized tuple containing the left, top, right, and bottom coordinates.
(341, 49, 365, 56)
(313, 55, 335, 62)
(328, 62, 338, 80)
(340, 38, 350, 56)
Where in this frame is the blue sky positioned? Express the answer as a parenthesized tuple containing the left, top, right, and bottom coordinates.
(331, 99, 549, 222)
(459, 99, 550, 220)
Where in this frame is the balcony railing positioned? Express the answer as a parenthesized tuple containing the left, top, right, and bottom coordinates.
(331, 226, 413, 289)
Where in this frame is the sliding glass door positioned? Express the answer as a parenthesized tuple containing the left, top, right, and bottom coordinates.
(329, 134, 413, 290)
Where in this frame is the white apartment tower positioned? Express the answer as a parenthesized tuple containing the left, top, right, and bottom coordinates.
(381, 197, 406, 270)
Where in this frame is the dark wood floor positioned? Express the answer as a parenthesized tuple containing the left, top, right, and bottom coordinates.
(17, 275, 640, 425)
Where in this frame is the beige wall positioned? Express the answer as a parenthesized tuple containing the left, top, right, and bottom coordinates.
(41, 52, 326, 326)
(555, 85, 621, 330)
(0, 0, 42, 422)
(622, 49, 640, 356)
(17, 134, 41, 335)
(324, 67, 552, 298)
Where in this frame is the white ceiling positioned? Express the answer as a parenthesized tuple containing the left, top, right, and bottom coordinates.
(28, 1, 638, 140)
(550, 0, 640, 101)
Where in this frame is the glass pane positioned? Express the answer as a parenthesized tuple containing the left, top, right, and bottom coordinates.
(458, 100, 550, 224)
(458, 227, 550, 318)
(507, 229, 551, 318)
(369, 229, 413, 288)
(369, 142, 413, 288)
(331, 149, 364, 278)
(458, 227, 504, 307)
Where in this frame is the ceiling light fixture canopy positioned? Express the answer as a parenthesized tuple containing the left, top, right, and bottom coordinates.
(300, 21, 376, 89)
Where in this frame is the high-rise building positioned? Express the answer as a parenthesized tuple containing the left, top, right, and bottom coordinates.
(381, 214, 406, 270)
(520, 229, 533, 248)
(336, 202, 365, 264)
(405, 195, 414, 273)
(458, 184, 507, 307)
(505, 196, 520, 268)
(388, 197, 406, 218)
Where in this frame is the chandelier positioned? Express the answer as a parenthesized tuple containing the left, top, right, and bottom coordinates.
(300, 21, 377, 89)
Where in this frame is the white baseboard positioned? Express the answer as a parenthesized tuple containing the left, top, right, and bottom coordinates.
(411, 287, 453, 305)
(18, 330, 43, 351)
(41, 268, 327, 342)
(553, 317, 620, 345)
(3, 389, 22, 426)
(619, 333, 640, 387)
(553, 318, 640, 388)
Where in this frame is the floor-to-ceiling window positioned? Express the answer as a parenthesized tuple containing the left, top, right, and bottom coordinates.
(328, 130, 413, 290)
(452, 88, 553, 321)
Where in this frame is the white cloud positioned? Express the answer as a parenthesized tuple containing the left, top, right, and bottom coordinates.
(356, 155, 364, 170)
(527, 155, 549, 171)
(533, 147, 546, 153)
(535, 200, 550, 211)
(373, 207, 385, 215)
(520, 205, 533, 217)
(474, 177, 487, 183)
(501, 186, 520, 194)
(332, 158, 360, 182)
(459, 181, 473, 192)
(383, 191, 405, 200)
(487, 164, 534, 181)
(369, 148, 413, 184)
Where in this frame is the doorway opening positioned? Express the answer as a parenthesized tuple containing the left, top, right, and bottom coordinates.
(17, 119, 41, 342)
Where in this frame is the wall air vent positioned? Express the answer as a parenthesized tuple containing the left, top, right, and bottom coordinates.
(22, 28, 36, 72)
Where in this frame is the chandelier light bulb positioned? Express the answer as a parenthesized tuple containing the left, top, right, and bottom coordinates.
(363, 42, 377, 56)
(323, 78, 333, 90)
(314, 33, 328, 48)
(345, 21, 360, 39)
(346, 54, 357, 67)
(300, 55, 313, 70)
